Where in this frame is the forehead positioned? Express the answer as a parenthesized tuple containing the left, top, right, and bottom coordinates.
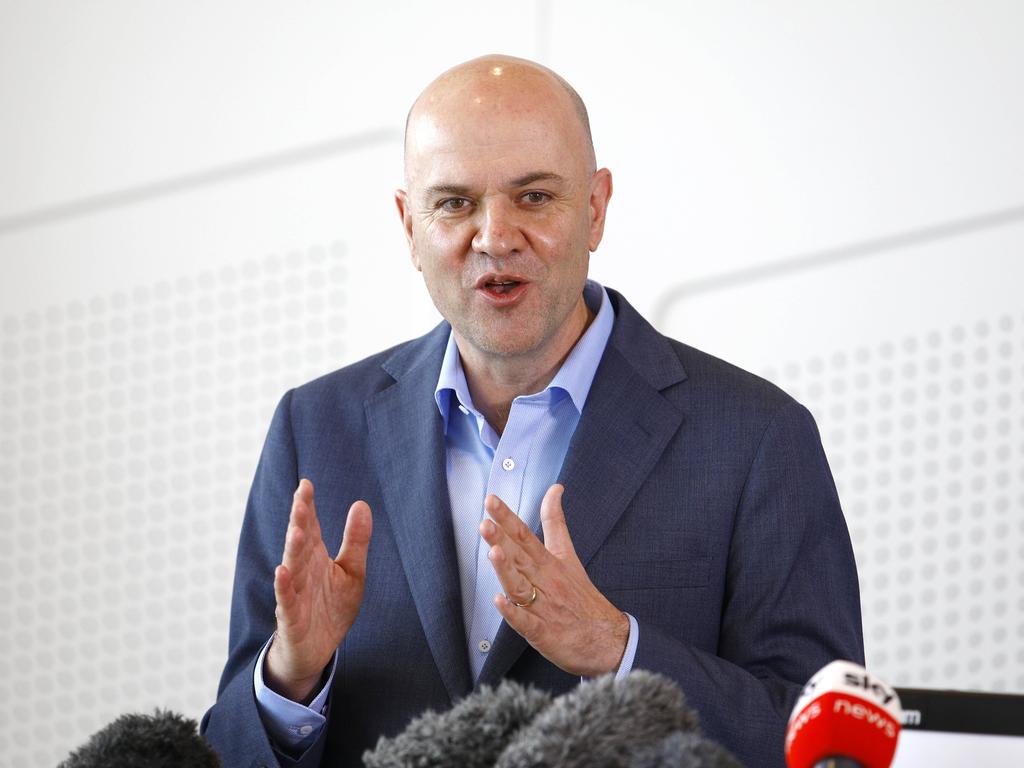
(406, 74, 588, 188)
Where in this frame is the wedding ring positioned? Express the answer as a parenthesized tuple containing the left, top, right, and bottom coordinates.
(509, 584, 538, 608)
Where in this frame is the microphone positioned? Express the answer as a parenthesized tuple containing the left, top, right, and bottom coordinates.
(366, 671, 741, 768)
(363, 679, 552, 768)
(495, 671, 740, 768)
(784, 660, 902, 768)
(58, 709, 220, 768)
(628, 730, 744, 768)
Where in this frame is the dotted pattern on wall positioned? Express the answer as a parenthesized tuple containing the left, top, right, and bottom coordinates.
(761, 313, 1024, 693)
(1, 254, 1021, 765)
(0, 243, 348, 767)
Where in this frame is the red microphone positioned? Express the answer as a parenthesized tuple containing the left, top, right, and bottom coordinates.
(785, 660, 902, 768)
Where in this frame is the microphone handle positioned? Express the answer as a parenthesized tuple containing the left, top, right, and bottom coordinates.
(812, 759, 863, 768)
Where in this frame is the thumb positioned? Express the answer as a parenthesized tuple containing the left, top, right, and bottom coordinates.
(540, 484, 577, 561)
(335, 500, 373, 577)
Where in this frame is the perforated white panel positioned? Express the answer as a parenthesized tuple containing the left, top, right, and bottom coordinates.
(658, 237, 1024, 695)
(761, 315, 1024, 691)
(0, 244, 348, 766)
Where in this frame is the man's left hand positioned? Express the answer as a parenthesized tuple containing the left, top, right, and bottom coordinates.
(479, 484, 629, 677)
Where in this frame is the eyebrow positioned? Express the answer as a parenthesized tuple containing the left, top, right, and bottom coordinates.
(423, 183, 473, 198)
(422, 172, 567, 199)
(507, 171, 566, 188)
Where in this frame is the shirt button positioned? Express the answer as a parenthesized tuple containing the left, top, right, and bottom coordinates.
(478, 639, 492, 652)
(502, 458, 515, 471)
(298, 725, 313, 736)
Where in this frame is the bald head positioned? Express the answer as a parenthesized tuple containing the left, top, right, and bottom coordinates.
(404, 55, 596, 183)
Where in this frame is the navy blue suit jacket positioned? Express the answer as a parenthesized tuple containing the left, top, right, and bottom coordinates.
(202, 289, 864, 768)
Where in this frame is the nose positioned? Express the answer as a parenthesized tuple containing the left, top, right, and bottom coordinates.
(471, 197, 527, 259)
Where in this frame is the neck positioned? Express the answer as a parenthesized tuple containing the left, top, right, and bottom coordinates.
(458, 298, 594, 434)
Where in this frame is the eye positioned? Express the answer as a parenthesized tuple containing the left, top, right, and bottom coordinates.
(438, 197, 471, 212)
(521, 191, 551, 205)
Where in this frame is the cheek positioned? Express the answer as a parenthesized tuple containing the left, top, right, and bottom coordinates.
(413, 226, 475, 288)
(416, 220, 473, 263)
(529, 226, 562, 256)
(531, 217, 591, 268)
(522, 212, 572, 254)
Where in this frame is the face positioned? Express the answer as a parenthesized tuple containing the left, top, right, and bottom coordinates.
(396, 64, 612, 367)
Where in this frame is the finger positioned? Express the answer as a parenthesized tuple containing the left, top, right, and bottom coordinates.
(273, 564, 298, 628)
(539, 484, 578, 562)
(335, 500, 373, 578)
(486, 540, 536, 605)
(304, 479, 324, 541)
(295, 477, 314, 503)
(494, 592, 542, 644)
(294, 479, 322, 541)
(480, 505, 542, 586)
(284, 482, 324, 587)
(484, 495, 549, 562)
(286, 487, 314, 553)
(282, 521, 313, 592)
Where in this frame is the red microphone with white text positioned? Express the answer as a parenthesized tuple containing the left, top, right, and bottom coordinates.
(785, 660, 902, 768)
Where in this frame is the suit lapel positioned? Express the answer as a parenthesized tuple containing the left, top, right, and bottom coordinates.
(478, 291, 687, 685)
(560, 352, 684, 565)
(365, 323, 473, 703)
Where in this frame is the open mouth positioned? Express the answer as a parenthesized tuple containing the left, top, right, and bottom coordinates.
(485, 279, 521, 295)
(476, 274, 530, 302)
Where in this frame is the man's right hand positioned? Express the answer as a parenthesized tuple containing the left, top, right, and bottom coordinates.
(264, 478, 373, 703)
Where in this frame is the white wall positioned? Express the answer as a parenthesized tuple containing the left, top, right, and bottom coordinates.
(1, 2, 1022, 764)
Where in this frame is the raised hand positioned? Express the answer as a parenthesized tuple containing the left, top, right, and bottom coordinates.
(264, 479, 373, 702)
(479, 484, 629, 677)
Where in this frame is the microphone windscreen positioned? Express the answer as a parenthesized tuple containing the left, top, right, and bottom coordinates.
(495, 670, 699, 768)
(58, 710, 220, 768)
(629, 730, 744, 768)
(363, 680, 552, 768)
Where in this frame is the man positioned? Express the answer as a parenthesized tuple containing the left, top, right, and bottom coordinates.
(202, 55, 863, 768)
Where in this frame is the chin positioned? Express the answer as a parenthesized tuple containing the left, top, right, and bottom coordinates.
(449, 300, 577, 361)
(458, 321, 548, 360)
(468, 335, 543, 359)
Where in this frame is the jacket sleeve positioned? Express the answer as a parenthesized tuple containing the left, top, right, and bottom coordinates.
(201, 391, 330, 768)
(632, 400, 864, 768)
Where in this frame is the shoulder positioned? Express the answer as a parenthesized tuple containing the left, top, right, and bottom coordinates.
(606, 287, 801, 424)
(280, 320, 449, 417)
(671, 339, 829, 467)
(671, 338, 798, 417)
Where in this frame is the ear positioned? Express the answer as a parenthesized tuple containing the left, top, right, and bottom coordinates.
(587, 168, 613, 252)
(394, 189, 420, 270)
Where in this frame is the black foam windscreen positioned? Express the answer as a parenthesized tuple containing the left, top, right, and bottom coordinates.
(58, 710, 220, 768)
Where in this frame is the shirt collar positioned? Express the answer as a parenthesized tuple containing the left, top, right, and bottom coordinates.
(434, 279, 615, 433)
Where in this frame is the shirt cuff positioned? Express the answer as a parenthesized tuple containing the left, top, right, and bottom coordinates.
(253, 634, 336, 751)
(613, 613, 640, 679)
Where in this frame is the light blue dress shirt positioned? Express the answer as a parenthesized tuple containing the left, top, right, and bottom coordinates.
(254, 280, 638, 751)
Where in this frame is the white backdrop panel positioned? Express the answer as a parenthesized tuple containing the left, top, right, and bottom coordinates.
(1, 2, 1022, 765)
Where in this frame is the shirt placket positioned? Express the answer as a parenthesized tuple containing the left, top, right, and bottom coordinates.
(468, 399, 546, 677)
